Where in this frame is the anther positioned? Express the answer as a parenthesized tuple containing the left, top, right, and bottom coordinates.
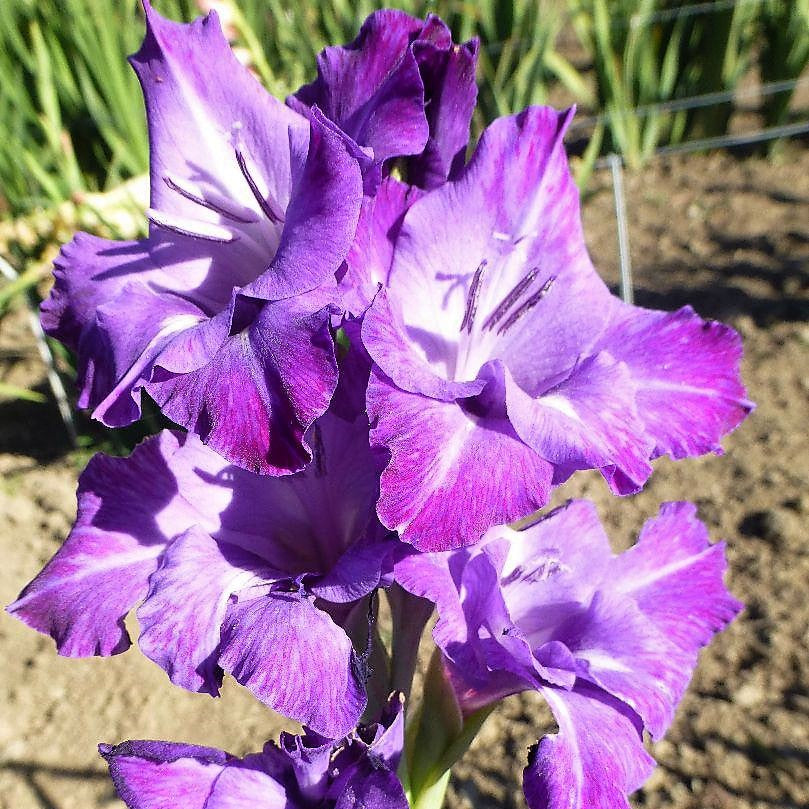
(481, 266, 539, 332)
(496, 276, 555, 336)
(147, 208, 237, 243)
(234, 147, 286, 224)
(163, 175, 259, 224)
(459, 260, 486, 333)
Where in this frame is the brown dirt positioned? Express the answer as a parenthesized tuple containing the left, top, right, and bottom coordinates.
(1, 146, 808, 809)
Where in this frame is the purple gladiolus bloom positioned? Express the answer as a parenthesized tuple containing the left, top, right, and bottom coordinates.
(42, 1, 365, 474)
(100, 696, 407, 809)
(359, 105, 753, 550)
(394, 500, 742, 809)
(289, 9, 478, 191)
(8, 366, 394, 738)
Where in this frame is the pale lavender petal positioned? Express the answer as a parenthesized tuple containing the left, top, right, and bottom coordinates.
(6, 434, 186, 655)
(523, 684, 655, 809)
(505, 355, 654, 494)
(551, 591, 691, 741)
(218, 591, 365, 737)
(609, 502, 743, 666)
(597, 303, 753, 459)
(100, 740, 229, 809)
(368, 367, 553, 550)
(289, 9, 429, 164)
(340, 177, 423, 316)
(137, 527, 268, 694)
(362, 288, 485, 400)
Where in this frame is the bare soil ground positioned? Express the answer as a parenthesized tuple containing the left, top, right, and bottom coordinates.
(1, 147, 807, 809)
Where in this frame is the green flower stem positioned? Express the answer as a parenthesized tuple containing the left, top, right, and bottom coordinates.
(403, 649, 494, 809)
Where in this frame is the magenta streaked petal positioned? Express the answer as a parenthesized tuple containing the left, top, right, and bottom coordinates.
(505, 354, 655, 494)
(598, 303, 754, 459)
(218, 590, 366, 738)
(524, 684, 655, 809)
(148, 295, 338, 476)
(100, 740, 230, 809)
(368, 368, 553, 550)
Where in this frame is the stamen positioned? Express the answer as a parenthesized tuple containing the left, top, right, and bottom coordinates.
(481, 266, 539, 332)
(492, 230, 511, 241)
(234, 147, 286, 224)
(459, 260, 487, 333)
(163, 175, 259, 224)
(311, 423, 326, 477)
(147, 208, 237, 243)
(496, 276, 555, 336)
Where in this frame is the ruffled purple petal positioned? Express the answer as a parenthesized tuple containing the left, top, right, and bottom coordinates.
(289, 10, 429, 165)
(505, 354, 655, 494)
(334, 766, 409, 809)
(242, 109, 364, 301)
(612, 502, 743, 641)
(368, 367, 553, 550)
(148, 293, 338, 475)
(597, 303, 754, 459)
(137, 527, 270, 694)
(204, 762, 288, 809)
(100, 740, 230, 809)
(523, 684, 655, 809)
(218, 590, 366, 738)
(407, 34, 479, 189)
(6, 434, 186, 655)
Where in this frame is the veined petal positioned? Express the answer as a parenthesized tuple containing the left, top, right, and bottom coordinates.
(597, 303, 753, 459)
(505, 354, 655, 494)
(289, 9, 429, 164)
(368, 368, 553, 550)
(148, 294, 338, 475)
(218, 591, 366, 738)
(524, 684, 655, 809)
(137, 527, 269, 694)
(100, 740, 230, 809)
(6, 433, 188, 656)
